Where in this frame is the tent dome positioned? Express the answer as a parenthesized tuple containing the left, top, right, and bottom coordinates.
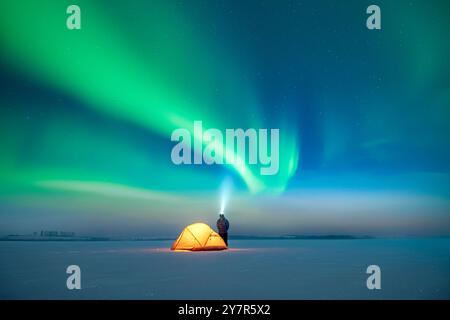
(171, 222, 227, 251)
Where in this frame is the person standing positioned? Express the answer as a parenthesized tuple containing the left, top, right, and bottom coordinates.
(216, 213, 229, 246)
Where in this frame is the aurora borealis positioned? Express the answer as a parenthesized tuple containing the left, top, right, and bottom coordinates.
(1, 0, 449, 236)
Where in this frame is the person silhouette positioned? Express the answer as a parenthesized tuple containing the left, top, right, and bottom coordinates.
(216, 213, 229, 246)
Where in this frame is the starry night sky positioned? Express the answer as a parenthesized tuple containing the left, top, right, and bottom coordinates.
(0, 0, 449, 237)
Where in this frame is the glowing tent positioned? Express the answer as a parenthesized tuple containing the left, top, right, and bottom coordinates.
(171, 223, 228, 251)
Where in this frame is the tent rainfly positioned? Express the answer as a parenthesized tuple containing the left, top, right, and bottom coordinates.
(171, 223, 227, 251)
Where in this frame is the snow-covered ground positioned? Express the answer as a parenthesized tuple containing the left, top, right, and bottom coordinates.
(1, 239, 449, 299)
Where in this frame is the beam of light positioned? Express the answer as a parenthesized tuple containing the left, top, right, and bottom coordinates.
(219, 177, 233, 215)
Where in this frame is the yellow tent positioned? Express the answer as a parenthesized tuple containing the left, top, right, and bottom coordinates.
(171, 222, 227, 251)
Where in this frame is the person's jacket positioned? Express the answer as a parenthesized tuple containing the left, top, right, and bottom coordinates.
(217, 217, 229, 234)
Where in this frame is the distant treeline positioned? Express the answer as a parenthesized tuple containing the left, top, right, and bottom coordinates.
(0, 234, 372, 241)
(229, 235, 373, 240)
